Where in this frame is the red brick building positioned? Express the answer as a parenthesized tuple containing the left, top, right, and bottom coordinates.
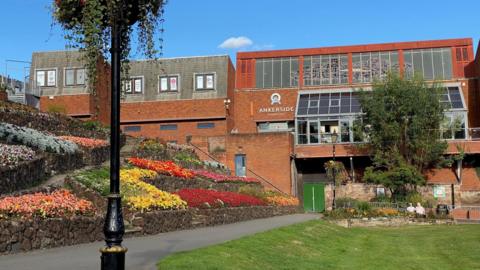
(231, 38, 480, 208)
(31, 38, 480, 210)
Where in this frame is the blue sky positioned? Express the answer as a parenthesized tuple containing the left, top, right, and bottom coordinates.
(1, 0, 479, 80)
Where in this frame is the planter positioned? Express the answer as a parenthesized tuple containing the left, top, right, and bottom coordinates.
(55, 0, 163, 28)
(0, 91, 7, 102)
(330, 217, 454, 228)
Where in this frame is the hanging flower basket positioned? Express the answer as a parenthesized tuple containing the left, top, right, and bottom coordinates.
(54, 0, 163, 28)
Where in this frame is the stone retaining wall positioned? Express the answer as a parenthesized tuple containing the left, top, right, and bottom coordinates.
(0, 157, 46, 195)
(331, 217, 454, 228)
(146, 174, 263, 193)
(0, 215, 104, 254)
(193, 206, 300, 227)
(65, 177, 107, 212)
(81, 145, 110, 166)
(0, 205, 300, 254)
(44, 152, 84, 175)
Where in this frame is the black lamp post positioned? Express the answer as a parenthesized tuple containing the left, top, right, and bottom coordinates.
(100, 8, 127, 270)
(331, 131, 338, 210)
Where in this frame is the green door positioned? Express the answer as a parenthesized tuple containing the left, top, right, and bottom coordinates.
(303, 183, 325, 212)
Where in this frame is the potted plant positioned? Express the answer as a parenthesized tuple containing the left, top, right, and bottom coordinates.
(52, 0, 166, 95)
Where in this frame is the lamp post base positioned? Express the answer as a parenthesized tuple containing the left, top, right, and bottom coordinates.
(100, 246, 128, 270)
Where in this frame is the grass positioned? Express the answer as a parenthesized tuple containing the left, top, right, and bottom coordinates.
(158, 220, 480, 270)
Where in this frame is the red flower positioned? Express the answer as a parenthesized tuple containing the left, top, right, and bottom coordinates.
(175, 189, 265, 208)
(127, 157, 195, 179)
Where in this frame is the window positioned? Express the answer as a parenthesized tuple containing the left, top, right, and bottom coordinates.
(403, 48, 452, 80)
(297, 92, 362, 116)
(36, 70, 56, 87)
(160, 124, 178, 131)
(124, 126, 141, 132)
(159, 75, 179, 92)
(123, 77, 143, 94)
(65, 68, 86, 86)
(304, 54, 348, 86)
(235, 154, 246, 177)
(455, 47, 469, 62)
(352, 51, 399, 83)
(197, 123, 215, 129)
(256, 57, 299, 88)
(195, 74, 215, 90)
(257, 121, 294, 132)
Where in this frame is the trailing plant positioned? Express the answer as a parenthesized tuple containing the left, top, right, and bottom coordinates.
(52, 0, 167, 101)
(0, 123, 78, 154)
(324, 160, 349, 185)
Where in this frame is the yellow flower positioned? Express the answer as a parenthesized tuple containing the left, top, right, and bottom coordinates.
(119, 168, 187, 211)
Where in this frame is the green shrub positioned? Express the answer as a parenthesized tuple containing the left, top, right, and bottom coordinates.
(335, 197, 359, 208)
(47, 104, 67, 114)
(371, 195, 391, 203)
(356, 201, 372, 212)
(73, 167, 110, 196)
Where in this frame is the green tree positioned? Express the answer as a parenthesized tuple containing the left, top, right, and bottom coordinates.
(358, 74, 449, 197)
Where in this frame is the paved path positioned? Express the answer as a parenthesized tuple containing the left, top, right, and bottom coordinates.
(0, 214, 319, 270)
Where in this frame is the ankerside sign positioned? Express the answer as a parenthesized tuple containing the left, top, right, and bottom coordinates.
(258, 93, 295, 113)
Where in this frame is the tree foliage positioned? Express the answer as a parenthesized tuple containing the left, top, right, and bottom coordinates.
(358, 74, 449, 196)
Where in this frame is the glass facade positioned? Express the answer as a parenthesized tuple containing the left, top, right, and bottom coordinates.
(303, 54, 348, 86)
(403, 48, 452, 80)
(255, 57, 299, 88)
(352, 51, 399, 83)
(296, 86, 467, 145)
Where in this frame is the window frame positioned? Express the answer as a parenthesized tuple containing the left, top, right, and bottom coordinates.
(194, 72, 216, 91)
(124, 125, 141, 132)
(197, 122, 215, 129)
(123, 76, 144, 95)
(35, 68, 58, 87)
(158, 74, 180, 93)
(160, 124, 178, 131)
(64, 67, 87, 87)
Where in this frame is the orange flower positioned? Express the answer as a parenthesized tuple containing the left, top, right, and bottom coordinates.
(127, 157, 195, 179)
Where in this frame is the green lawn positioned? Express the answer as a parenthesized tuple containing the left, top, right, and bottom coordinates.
(158, 221, 480, 270)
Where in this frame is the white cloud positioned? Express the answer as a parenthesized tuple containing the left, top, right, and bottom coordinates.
(218, 36, 253, 49)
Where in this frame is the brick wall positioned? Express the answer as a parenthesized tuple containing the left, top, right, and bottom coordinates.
(122, 119, 226, 144)
(231, 89, 297, 133)
(225, 132, 294, 194)
(40, 94, 92, 116)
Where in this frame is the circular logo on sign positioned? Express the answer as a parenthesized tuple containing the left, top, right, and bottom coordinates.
(271, 93, 281, 105)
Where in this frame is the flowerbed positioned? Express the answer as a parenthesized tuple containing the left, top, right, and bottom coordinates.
(325, 207, 404, 219)
(194, 170, 260, 184)
(0, 189, 94, 219)
(0, 143, 36, 167)
(128, 157, 195, 179)
(73, 167, 186, 212)
(264, 195, 300, 206)
(175, 189, 266, 208)
(0, 123, 78, 154)
(58, 136, 108, 148)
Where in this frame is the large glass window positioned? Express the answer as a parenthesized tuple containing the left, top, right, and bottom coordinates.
(255, 57, 299, 88)
(352, 51, 399, 83)
(297, 92, 361, 116)
(304, 54, 348, 86)
(403, 48, 452, 80)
